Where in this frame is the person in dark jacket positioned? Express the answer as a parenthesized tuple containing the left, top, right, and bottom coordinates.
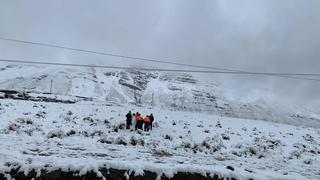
(149, 114, 154, 130)
(126, 111, 132, 129)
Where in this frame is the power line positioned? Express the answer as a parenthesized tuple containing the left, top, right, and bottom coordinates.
(275, 75, 320, 82)
(1, 58, 320, 82)
(0, 36, 233, 72)
(1, 36, 320, 77)
(1, 37, 320, 83)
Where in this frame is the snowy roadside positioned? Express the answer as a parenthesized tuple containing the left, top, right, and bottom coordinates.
(0, 99, 319, 179)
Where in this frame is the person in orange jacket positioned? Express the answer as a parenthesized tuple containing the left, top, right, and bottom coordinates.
(143, 115, 151, 132)
(135, 113, 143, 130)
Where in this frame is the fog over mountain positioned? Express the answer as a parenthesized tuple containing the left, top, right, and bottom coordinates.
(0, 0, 319, 109)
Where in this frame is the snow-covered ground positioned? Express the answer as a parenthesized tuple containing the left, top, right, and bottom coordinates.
(0, 99, 319, 179)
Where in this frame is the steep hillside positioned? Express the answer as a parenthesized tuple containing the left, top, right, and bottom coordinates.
(0, 63, 319, 127)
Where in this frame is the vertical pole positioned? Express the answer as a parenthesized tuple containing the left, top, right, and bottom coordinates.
(181, 88, 185, 109)
(151, 92, 154, 108)
(134, 90, 137, 105)
(50, 79, 53, 94)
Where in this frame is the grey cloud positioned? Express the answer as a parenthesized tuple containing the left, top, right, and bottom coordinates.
(0, 0, 319, 108)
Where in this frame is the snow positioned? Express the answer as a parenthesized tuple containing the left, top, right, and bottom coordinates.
(0, 99, 319, 179)
(1, 63, 320, 128)
(0, 63, 320, 179)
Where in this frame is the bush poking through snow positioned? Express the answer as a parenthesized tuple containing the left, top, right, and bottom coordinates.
(201, 141, 211, 149)
(138, 138, 145, 146)
(186, 136, 224, 154)
(15, 118, 33, 125)
(288, 142, 320, 160)
(204, 136, 224, 152)
(215, 121, 222, 128)
(112, 123, 126, 133)
(66, 110, 73, 116)
(4, 118, 36, 135)
(66, 130, 76, 136)
(117, 123, 126, 130)
(197, 124, 204, 128)
(152, 149, 173, 157)
(83, 116, 95, 124)
(226, 166, 235, 171)
(253, 136, 281, 150)
(182, 142, 192, 149)
(90, 130, 104, 137)
(104, 119, 110, 125)
(232, 136, 282, 158)
(163, 134, 173, 141)
(112, 126, 119, 133)
(115, 137, 127, 145)
(47, 130, 65, 139)
(303, 159, 312, 165)
(130, 136, 138, 146)
(7, 123, 19, 132)
(98, 137, 114, 144)
(303, 134, 315, 142)
(221, 133, 230, 140)
(129, 136, 145, 146)
(81, 131, 90, 137)
(35, 111, 46, 119)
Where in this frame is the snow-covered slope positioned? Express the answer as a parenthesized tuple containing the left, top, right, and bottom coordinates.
(0, 99, 319, 179)
(0, 63, 320, 179)
(0, 63, 319, 128)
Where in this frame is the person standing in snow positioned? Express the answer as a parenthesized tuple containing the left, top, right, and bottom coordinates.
(143, 115, 151, 132)
(135, 112, 139, 130)
(132, 113, 136, 129)
(135, 113, 143, 130)
(126, 111, 132, 129)
(149, 113, 154, 130)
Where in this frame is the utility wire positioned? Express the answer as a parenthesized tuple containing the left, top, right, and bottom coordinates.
(0, 37, 234, 72)
(1, 58, 320, 82)
(1, 36, 320, 77)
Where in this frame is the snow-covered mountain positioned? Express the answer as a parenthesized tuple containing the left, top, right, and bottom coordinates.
(0, 63, 319, 128)
(1, 63, 320, 179)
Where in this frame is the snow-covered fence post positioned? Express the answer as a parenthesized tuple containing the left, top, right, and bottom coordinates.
(50, 79, 53, 94)
(181, 87, 185, 110)
(151, 92, 154, 108)
(134, 89, 137, 105)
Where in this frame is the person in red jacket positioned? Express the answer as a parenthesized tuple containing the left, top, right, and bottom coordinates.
(143, 115, 151, 132)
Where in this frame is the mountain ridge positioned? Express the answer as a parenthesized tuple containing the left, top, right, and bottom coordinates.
(0, 63, 319, 127)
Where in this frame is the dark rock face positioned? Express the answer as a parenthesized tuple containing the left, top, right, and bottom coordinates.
(118, 79, 141, 91)
(0, 90, 92, 104)
(117, 70, 154, 92)
(175, 74, 198, 84)
(159, 74, 197, 84)
(131, 71, 152, 91)
(0, 168, 239, 180)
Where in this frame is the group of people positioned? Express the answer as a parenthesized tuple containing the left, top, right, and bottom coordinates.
(126, 111, 154, 132)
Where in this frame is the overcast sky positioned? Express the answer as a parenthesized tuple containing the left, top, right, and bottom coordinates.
(0, 0, 319, 109)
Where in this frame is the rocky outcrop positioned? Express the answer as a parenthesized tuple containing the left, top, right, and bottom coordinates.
(0, 90, 91, 104)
